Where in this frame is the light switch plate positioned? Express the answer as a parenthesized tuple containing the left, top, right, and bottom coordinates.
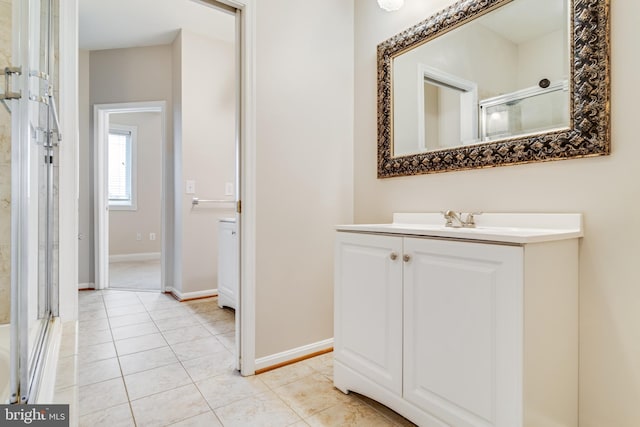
(225, 182, 234, 196)
(186, 180, 196, 194)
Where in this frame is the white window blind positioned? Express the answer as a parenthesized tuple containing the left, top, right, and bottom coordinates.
(108, 128, 135, 209)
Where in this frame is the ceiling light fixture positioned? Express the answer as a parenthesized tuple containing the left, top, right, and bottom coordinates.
(377, 0, 404, 12)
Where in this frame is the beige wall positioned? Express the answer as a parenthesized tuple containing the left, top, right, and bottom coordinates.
(109, 112, 162, 256)
(354, 0, 640, 426)
(0, 0, 11, 323)
(174, 29, 236, 294)
(254, 0, 354, 358)
(80, 45, 174, 285)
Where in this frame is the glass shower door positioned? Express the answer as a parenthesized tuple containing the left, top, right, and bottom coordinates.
(2, 0, 58, 404)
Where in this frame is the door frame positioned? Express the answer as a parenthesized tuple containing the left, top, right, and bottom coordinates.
(215, 0, 256, 376)
(93, 101, 168, 292)
(88, 0, 257, 375)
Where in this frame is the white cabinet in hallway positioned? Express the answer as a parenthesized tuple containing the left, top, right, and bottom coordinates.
(334, 213, 581, 427)
(218, 218, 238, 310)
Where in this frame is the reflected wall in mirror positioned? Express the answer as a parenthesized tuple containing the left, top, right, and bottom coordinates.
(378, 0, 610, 177)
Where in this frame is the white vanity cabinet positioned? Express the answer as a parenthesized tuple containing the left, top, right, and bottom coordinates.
(334, 216, 580, 427)
(218, 218, 238, 310)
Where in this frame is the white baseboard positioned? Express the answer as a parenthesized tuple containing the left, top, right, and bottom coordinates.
(255, 338, 334, 372)
(78, 282, 94, 290)
(109, 252, 161, 263)
(167, 287, 218, 301)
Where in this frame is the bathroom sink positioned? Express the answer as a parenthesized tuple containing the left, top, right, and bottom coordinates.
(336, 212, 583, 244)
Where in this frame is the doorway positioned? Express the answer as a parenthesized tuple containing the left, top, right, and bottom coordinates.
(84, 0, 253, 373)
(95, 105, 165, 292)
(94, 102, 167, 293)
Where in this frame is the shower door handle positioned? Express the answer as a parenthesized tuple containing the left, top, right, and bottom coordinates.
(1, 66, 22, 100)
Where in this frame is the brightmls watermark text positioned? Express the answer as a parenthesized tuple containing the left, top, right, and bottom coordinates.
(1, 405, 69, 426)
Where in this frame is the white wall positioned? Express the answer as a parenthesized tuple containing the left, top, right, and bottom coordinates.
(173, 29, 236, 295)
(80, 45, 174, 286)
(254, 0, 354, 359)
(78, 49, 91, 285)
(108, 112, 162, 256)
(354, 1, 640, 426)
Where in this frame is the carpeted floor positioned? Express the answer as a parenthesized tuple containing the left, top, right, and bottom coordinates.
(109, 259, 161, 291)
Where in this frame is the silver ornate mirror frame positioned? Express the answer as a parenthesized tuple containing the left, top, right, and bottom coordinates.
(377, 0, 610, 178)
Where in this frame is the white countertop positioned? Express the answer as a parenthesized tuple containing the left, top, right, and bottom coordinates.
(336, 213, 583, 244)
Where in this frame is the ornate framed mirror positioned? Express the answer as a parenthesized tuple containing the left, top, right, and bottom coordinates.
(377, 0, 610, 178)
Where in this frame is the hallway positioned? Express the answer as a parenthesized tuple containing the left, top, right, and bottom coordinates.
(77, 290, 415, 426)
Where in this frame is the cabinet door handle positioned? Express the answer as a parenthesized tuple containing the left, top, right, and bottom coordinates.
(403, 254, 411, 263)
(389, 252, 398, 261)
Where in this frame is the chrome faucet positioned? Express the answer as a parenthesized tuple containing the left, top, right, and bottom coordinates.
(443, 211, 481, 228)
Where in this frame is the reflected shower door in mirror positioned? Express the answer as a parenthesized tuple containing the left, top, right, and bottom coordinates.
(392, 0, 570, 157)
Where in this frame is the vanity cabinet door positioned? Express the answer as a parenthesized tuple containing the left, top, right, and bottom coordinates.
(403, 238, 524, 427)
(334, 232, 403, 394)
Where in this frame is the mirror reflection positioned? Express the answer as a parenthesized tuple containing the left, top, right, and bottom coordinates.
(392, 0, 569, 157)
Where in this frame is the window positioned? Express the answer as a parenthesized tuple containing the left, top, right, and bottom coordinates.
(108, 125, 137, 210)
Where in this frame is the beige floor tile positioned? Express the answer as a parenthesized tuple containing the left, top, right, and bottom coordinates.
(143, 299, 181, 311)
(196, 371, 269, 409)
(289, 422, 311, 427)
(79, 307, 107, 321)
(201, 318, 235, 336)
(217, 331, 236, 352)
(162, 324, 212, 345)
(79, 403, 135, 427)
(303, 352, 333, 378)
(79, 317, 111, 333)
(79, 377, 129, 416)
(102, 290, 139, 300)
(78, 292, 104, 304)
(124, 362, 192, 400)
(355, 394, 417, 426)
(154, 313, 201, 332)
(304, 399, 396, 427)
(78, 357, 121, 386)
(78, 329, 113, 348)
(115, 332, 167, 356)
(182, 349, 235, 382)
(130, 384, 210, 427)
(79, 301, 106, 313)
(259, 361, 316, 389)
(108, 312, 153, 328)
(107, 303, 147, 317)
(167, 411, 223, 427)
(184, 299, 220, 315)
(103, 295, 143, 308)
(78, 341, 117, 366)
(148, 306, 192, 321)
(214, 391, 301, 427)
(118, 346, 178, 376)
(274, 373, 350, 418)
(111, 321, 159, 341)
(192, 309, 230, 324)
(171, 336, 225, 362)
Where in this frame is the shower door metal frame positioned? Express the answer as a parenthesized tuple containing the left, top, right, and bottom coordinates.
(8, 0, 58, 404)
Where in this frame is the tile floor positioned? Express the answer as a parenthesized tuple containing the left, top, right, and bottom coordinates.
(78, 290, 415, 426)
(109, 260, 162, 290)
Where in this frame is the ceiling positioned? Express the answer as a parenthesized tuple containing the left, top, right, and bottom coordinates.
(79, 0, 235, 51)
(480, 0, 567, 45)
